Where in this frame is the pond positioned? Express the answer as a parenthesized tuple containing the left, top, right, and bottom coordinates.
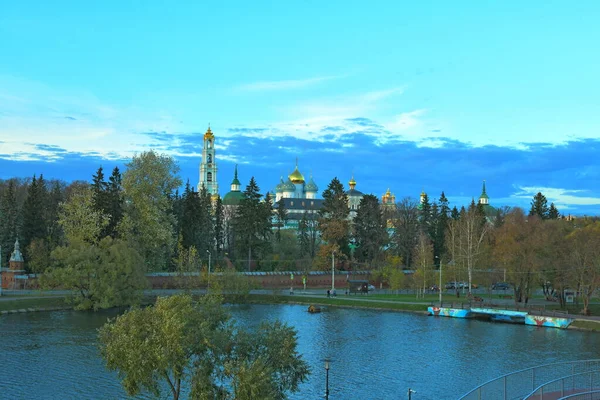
(0, 304, 598, 399)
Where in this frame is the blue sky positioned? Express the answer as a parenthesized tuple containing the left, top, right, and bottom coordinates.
(1, 1, 600, 214)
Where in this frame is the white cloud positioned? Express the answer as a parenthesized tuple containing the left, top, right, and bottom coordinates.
(237, 75, 346, 91)
(0, 75, 187, 160)
(513, 186, 600, 206)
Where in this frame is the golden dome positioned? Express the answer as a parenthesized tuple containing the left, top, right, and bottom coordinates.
(288, 166, 305, 184)
(349, 175, 357, 189)
(204, 125, 214, 140)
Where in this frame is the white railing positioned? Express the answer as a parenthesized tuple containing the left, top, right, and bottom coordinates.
(460, 360, 600, 400)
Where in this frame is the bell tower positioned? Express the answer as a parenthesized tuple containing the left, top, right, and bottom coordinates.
(198, 125, 219, 196)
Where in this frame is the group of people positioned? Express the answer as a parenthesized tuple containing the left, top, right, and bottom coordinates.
(326, 289, 337, 298)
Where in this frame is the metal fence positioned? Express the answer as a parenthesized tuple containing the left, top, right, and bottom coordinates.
(560, 390, 600, 399)
(524, 370, 600, 399)
(459, 360, 600, 400)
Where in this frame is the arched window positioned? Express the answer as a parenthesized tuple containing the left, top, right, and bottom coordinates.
(207, 154, 212, 163)
(207, 172, 212, 182)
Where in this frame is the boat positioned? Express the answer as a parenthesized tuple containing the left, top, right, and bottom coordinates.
(308, 305, 321, 313)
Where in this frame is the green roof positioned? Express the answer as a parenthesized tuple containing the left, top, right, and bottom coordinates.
(231, 164, 241, 186)
(479, 180, 489, 199)
(223, 191, 244, 206)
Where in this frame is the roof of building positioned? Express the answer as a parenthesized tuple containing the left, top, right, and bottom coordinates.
(9, 238, 24, 262)
(305, 175, 318, 192)
(479, 180, 489, 199)
(346, 188, 364, 197)
(282, 178, 296, 192)
(288, 165, 305, 184)
(231, 165, 240, 186)
(223, 190, 244, 206)
(275, 177, 285, 193)
(203, 125, 214, 140)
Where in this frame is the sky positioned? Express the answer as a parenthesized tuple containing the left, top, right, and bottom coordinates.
(1, 1, 600, 214)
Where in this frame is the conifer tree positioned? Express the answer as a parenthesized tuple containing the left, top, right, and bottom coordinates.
(435, 192, 450, 263)
(106, 167, 124, 238)
(214, 196, 224, 256)
(22, 175, 48, 256)
(234, 177, 272, 270)
(0, 180, 19, 266)
(197, 186, 215, 255)
(548, 202, 560, 220)
(353, 194, 387, 266)
(419, 193, 431, 234)
(318, 177, 350, 257)
(275, 198, 288, 242)
(46, 180, 65, 248)
(529, 192, 549, 219)
(451, 206, 460, 220)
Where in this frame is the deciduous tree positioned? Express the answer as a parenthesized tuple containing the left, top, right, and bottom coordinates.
(99, 294, 310, 400)
(121, 151, 182, 271)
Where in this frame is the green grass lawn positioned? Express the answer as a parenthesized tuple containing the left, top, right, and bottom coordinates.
(570, 319, 600, 331)
(0, 296, 68, 312)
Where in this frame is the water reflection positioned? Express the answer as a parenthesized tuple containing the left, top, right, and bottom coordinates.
(0, 305, 598, 399)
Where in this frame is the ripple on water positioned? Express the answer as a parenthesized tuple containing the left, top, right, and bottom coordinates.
(0, 306, 598, 399)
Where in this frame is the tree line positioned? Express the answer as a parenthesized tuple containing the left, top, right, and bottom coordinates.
(1, 151, 595, 312)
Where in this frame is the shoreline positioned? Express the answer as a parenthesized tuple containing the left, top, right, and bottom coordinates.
(1, 292, 599, 332)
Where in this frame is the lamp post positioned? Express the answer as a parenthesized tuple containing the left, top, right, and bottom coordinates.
(331, 252, 335, 294)
(324, 359, 330, 400)
(206, 250, 211, 294)
(436, 256, 442, 305)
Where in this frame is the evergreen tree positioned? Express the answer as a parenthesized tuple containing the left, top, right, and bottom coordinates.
(419, 193, 431, 233)
(0, 180, 19, 267)
(22, 175, 48, 256)
(106, 167, 124, 238)
(451, 206, 460, 220)
(318, 177, 350, 257)
(548, 202, 560, 220)
(529, 192, 550, 219)
(435, 192, 450, 263)
(353, 194, 387, 266)
(234, 177, 272, 270)
(91, 167, 108, 211)
(390, 197, 419, 268)
(197, 186, 215, 255)
(180, 181, 198, 250)
(428, 202, 441, 264)
(214, 196, 224, 256)
(46, 180, 65, 248)
(297, 213, 310, 258)
(275, 198, 288, 242)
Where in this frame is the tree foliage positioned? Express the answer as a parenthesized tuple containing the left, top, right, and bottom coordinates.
(234, 177, 272, 271)
(99, 294, 310, 400)
(390, 197, 419, 268)
(352, 194, 387, 266)
(318, 177, 350, 258)
(529, 192, 550, 220)
(121, 151, 182, 271)
(44, 237, 147, 310)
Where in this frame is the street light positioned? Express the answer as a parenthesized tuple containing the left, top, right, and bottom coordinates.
(331, 252, 335, 294)
(436, 256, 442, 305)
(206, 250, 211, 294)
(324, 359, 330, 400)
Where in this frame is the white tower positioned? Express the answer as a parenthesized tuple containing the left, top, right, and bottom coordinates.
(198, 125, 219, 196)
